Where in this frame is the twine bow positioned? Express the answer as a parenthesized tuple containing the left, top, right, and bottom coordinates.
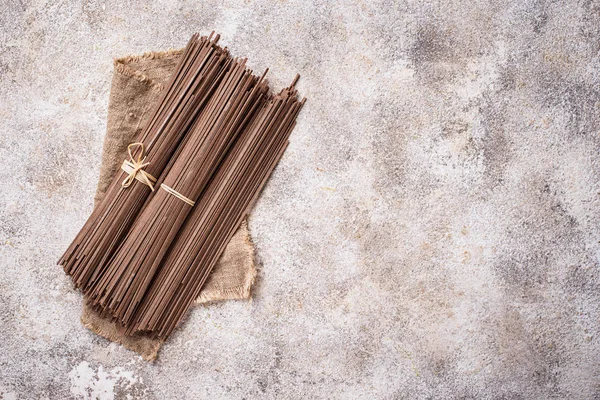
(120, 143, 156, 191)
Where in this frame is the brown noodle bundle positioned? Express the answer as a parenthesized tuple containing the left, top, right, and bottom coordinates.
(130, 81, 304, 339)
(60, 33, 230, 289)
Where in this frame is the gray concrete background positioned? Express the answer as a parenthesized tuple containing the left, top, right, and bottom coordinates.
(1, 0, 600, 398)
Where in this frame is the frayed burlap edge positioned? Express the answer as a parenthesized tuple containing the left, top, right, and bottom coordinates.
(112, 49, 184, 91)
(195, 220, 257, 304)
(81, 306, 163, 361)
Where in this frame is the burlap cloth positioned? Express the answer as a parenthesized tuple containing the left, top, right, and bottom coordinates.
(80, 50, 257, 360)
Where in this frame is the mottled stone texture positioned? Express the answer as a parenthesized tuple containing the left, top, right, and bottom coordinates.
(1, 0, 600, 398)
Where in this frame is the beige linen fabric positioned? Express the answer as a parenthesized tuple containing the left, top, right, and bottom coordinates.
(80, 50, 256, 360)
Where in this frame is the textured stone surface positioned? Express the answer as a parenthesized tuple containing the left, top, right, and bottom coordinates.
(1, 0, 600, 398)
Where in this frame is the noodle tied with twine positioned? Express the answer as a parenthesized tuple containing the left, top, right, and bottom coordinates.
(120, 142, 195, 206)
(121, 143, 156, 191)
